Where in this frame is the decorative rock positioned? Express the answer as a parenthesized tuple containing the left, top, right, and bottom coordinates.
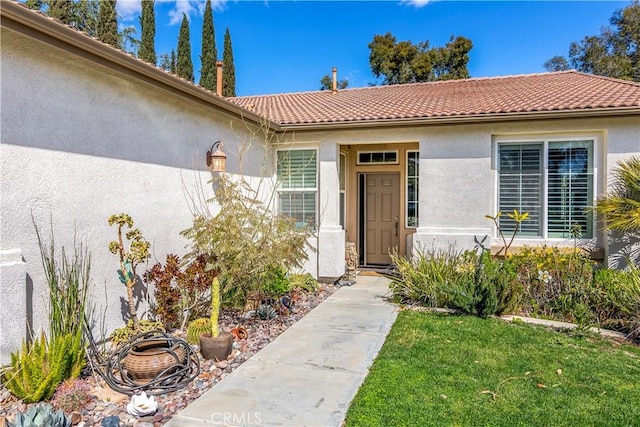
(0, 284, 339, 427)
(101, 415, 120, 427)
(71, 411, 83, 425)
(103, 405, 120, 417)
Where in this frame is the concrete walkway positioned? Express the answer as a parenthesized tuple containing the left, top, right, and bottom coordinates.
(165, 275, 397, 427)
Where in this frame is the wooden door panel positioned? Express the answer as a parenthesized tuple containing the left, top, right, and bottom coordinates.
(365, 173, 400, 265)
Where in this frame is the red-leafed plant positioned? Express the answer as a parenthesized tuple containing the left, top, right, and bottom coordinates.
(145, 254, 215, 331)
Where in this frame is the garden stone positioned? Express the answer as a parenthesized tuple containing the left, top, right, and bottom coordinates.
(101, 415, 120, 427)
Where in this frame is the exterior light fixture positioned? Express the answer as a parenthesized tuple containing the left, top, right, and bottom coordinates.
(206, 141, 227, 172)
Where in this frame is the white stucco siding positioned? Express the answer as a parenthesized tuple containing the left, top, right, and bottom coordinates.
(0, 28, 264, 358)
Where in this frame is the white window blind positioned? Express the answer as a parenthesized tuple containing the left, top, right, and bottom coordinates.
(277, 149, 317, 228)
(547, 141, 593, 238)
(498, 144, 543, 236)
(498, 140, 594, 239)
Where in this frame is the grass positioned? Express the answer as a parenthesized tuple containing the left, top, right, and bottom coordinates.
(345, 310, 640, 427)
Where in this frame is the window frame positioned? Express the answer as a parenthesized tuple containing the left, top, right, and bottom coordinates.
(339, 152, 346, 230)
(356, 150, 400, 165)
(406, 150, 419, 229)
(494, 135, 598, 241)
(276, 147, 318, 228)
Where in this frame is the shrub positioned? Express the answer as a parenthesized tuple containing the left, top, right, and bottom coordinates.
(3, 332, 84, 403)
(145, 254, 214, 330)
(181, 176, 314, 309)
(51, 379, 92, 412)
(109, 319, 164, 347)
(261, 265, 293, 299)
(289, 273, 318, 293)
(508, 245, 595, 322)
(453, 252, 519, 317)
(592, 267, 640, 333)
(388, 246, 471, 307)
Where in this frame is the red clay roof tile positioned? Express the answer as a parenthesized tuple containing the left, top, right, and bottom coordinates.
(229, 71, 640, 126)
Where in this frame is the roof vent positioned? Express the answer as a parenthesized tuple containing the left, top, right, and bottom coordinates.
(216, 61, 223, 96)
(332, 67, 338, 94)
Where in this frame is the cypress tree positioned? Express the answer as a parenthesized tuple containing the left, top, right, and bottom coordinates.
(170, 49, 177, 74)
(176, 14, 194, 82)
(139, 0, 156, 64)
(222, 27, 236, 97)
(199, 0, 217, 90)
(98, 0, 118, 48)
(47, 0, 73, 24)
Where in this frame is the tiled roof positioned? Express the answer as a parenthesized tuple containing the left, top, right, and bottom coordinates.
(229, 71, 640, 126)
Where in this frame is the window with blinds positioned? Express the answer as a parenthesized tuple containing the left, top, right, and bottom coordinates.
(498, 140, 594, 239)
(547, 141, 593, 238)
(277, 149, 317, 228)
(498, 144, 543, 236)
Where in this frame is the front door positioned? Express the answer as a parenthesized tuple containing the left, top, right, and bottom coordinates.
(365, 173, 400, 265)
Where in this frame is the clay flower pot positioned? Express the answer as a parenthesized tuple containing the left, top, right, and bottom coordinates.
(123, 339, 186, 384)
(199, 332, 233, 361)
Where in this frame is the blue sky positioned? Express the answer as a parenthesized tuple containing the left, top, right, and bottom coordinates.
(115, 1, 629, 96)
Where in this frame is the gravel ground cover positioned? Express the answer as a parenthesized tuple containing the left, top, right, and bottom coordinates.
(0, 283, 338, 427)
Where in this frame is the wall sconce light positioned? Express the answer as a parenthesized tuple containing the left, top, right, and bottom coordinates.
(206, 141, 227, 172)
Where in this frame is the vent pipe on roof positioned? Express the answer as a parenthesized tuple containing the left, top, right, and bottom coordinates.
(216, 61, 223, 96)
(332, 67, 338, 94)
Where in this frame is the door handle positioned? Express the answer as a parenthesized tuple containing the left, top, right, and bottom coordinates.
(394, 216, 399, 237)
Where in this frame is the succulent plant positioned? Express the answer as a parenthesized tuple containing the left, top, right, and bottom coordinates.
(186, 317, 212, 344)
(8, 403, 71, 427)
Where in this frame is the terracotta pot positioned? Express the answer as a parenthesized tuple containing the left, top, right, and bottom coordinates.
(199, 332, 233, 361)
(123, 339, 186, 384)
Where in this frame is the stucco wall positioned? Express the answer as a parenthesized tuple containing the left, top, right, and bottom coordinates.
(0, 28, 270, 362)
(284, 116, 639, 262)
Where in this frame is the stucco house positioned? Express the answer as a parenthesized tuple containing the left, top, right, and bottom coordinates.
(1, 0, 639, 363)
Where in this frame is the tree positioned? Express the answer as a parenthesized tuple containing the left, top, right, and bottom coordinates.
(543, 55, 570, 72)
(222, 27, 236, 97)
(368, 32, 473, 85)
(74, 0, 100, 37)
(25, 0, 44, 11)
(544, 1, 640, 81)
(593, 156, 640, 234)
(199, 0, 218, 91)
(119, 26, 139, 56)
(98, 0, 118, 48)
(138, 0, 156, 65)
(171, 49, 177, 74)
(176, 14, 194, 82)
(47, 0, 73, 24)
(320, 75, 349, 91)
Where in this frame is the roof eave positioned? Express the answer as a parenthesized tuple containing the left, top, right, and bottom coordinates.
(0, 1, 282, 131)
(277, 107, 640, 132)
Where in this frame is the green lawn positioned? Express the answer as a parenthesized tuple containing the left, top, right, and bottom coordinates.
(345, 311, 640, 427)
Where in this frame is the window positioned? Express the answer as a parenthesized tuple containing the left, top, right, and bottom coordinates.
(339, 153, 346, 229)
(357, 151, 398, 165)
(407, 151, 419, 228)
(277, 149, 317, 228)
(498, 140, 594, 238)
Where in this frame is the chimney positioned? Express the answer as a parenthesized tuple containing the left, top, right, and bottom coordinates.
(216, 61, 224, 96)
(332, 67, 338, 94)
